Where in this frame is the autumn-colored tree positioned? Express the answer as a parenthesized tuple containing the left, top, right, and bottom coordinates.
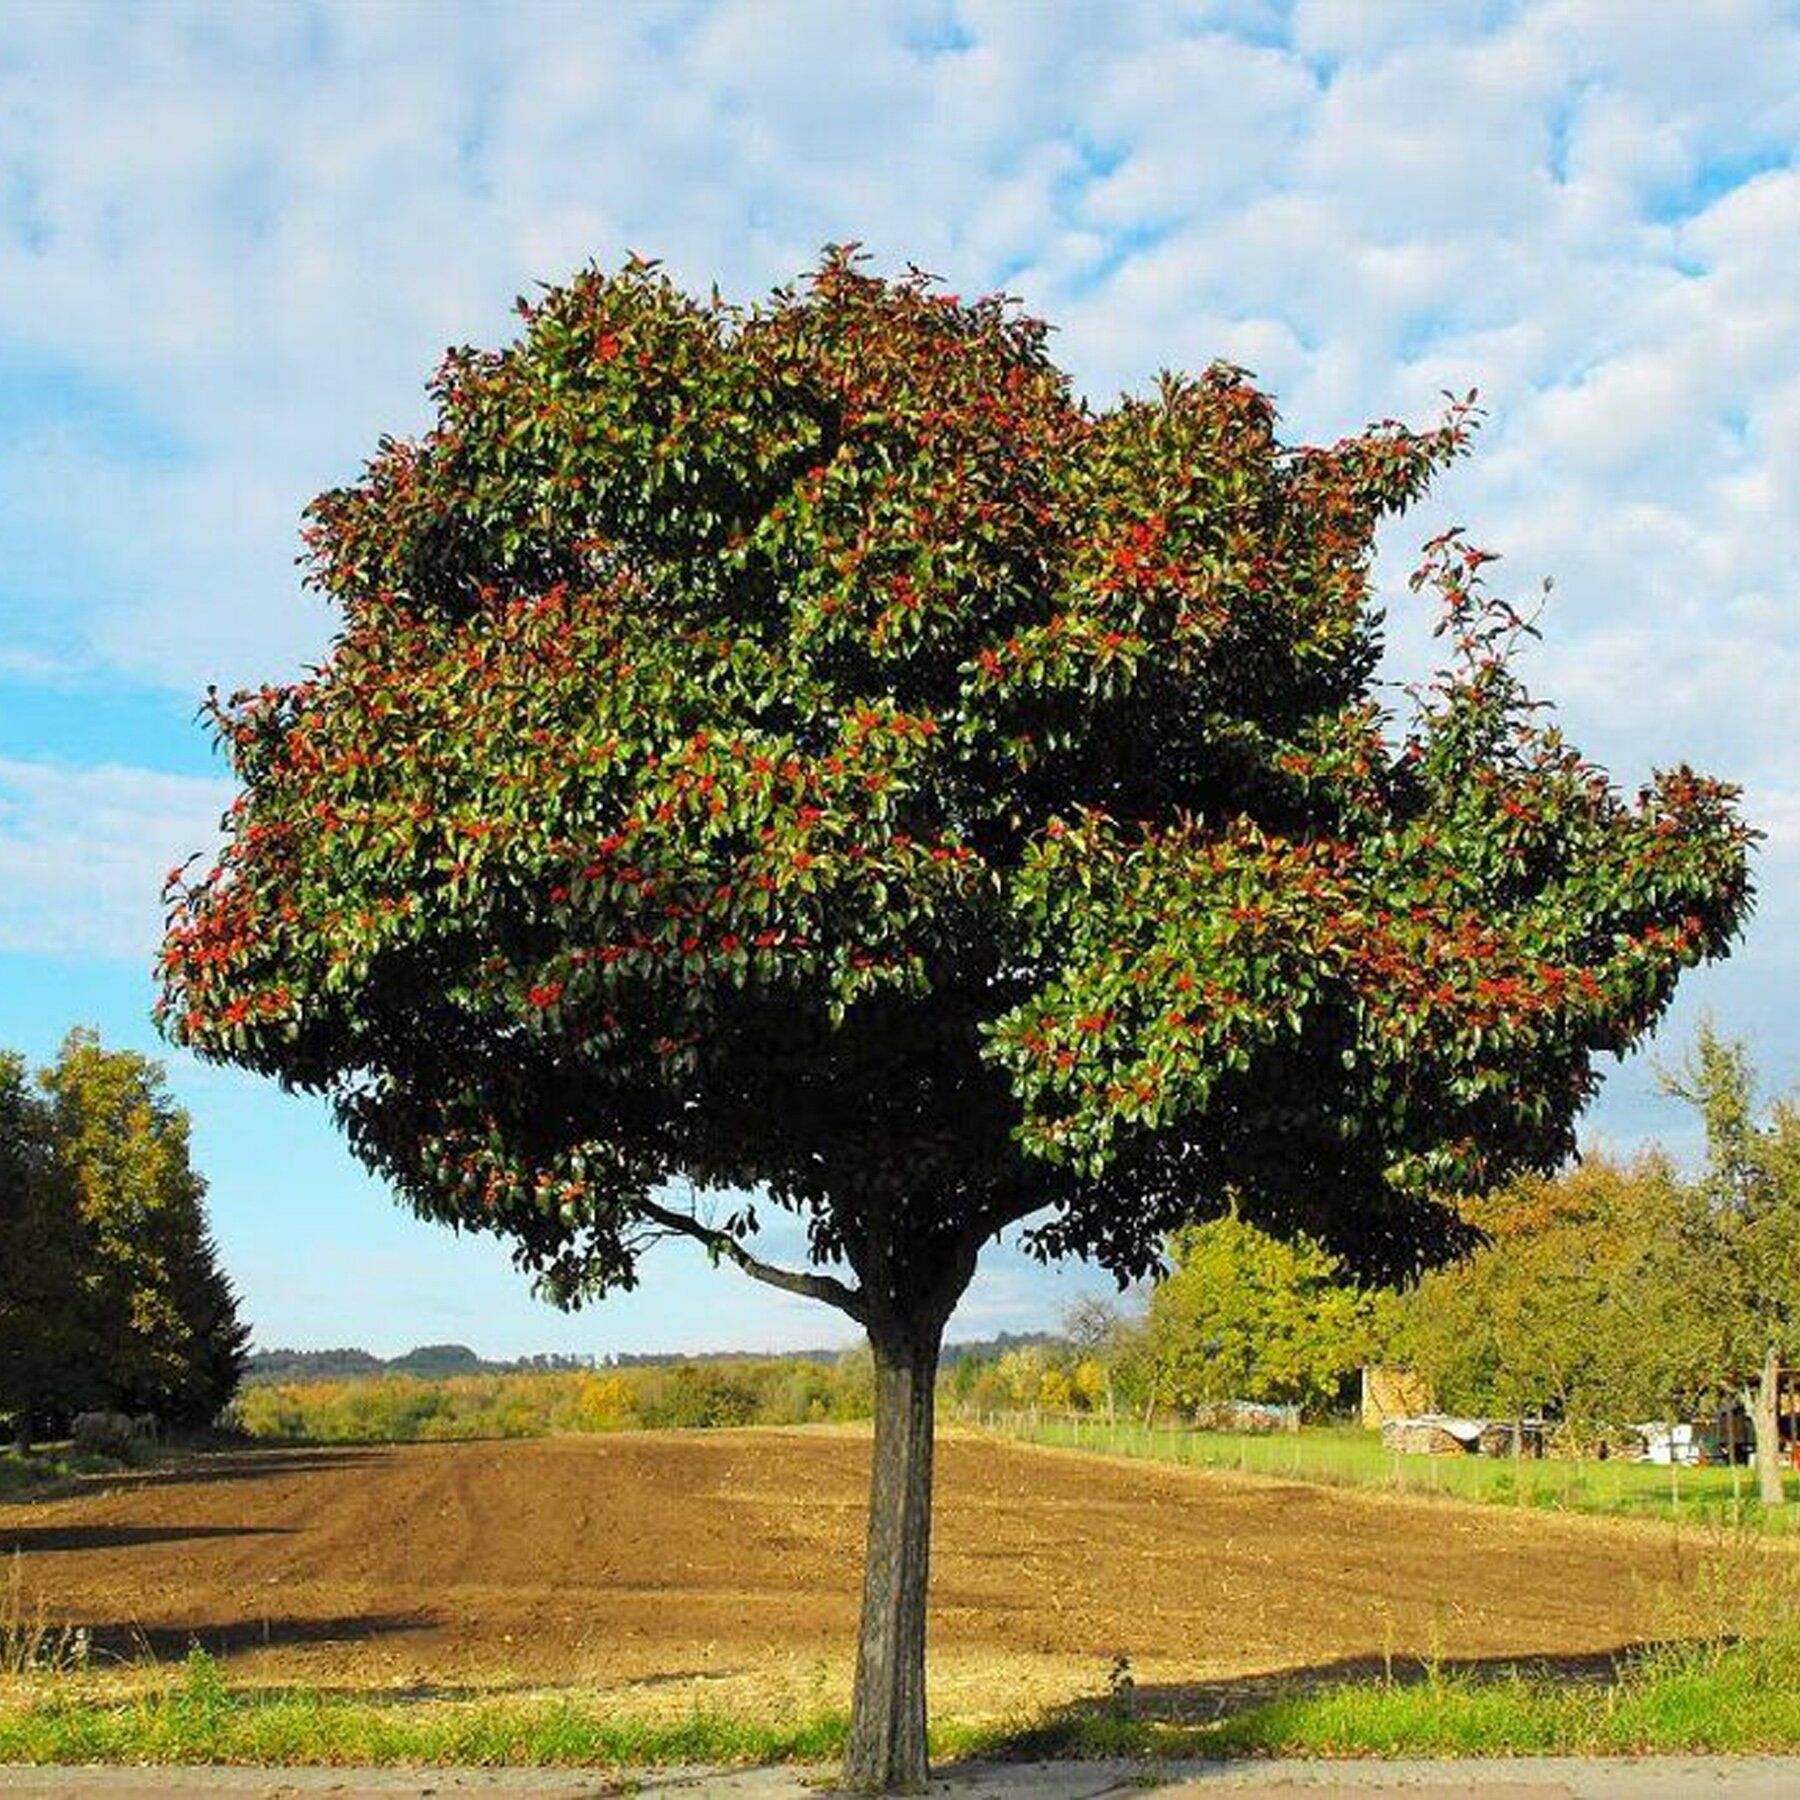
(1395, 1149, 1692, 1434)
(1147, 1211, 1383, 1418)
(1396, 1042, 1797, 1495)
(1659, 1027, 1799, 1505)
(2, 1035, 249, 1445)
(1061, 1293, 1128, 1421)
(158, 252, 1753, 1791)
(41, 1033, 249, 1429)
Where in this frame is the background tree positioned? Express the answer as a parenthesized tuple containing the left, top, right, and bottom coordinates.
(1147, 1211, 1382, 1418)
(1657, 1027, 1799, 1504)
(1061, 1293, 1127, 1421)
(0, 1052, 93, 1449)
(0, 1033, 249, 1441)
(1394, 1150, 1691, 1436)
(158, 251, 1754, 1791)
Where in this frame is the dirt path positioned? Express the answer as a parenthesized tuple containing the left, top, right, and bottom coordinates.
(0, 1430, 1712, 1718)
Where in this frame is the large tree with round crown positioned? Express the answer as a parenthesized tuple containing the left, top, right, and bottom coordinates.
(158, 250, 1755, 1792)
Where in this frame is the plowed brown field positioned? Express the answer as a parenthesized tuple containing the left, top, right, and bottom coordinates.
(1, 1431, 1705, 1720)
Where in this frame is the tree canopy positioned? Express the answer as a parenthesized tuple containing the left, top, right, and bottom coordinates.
(0, 1050, 90, 1442)
(158, 251, 1755, 1316)
(1395, 1148, 1689, 1430)
(1392, 1032, 1794, 1502)
(1146, 1212, 1383, 1416)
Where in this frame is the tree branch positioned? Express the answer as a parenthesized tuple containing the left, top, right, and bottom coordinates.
(638, 1195, 868, 1324)
(919, 1187, 1051, 1329)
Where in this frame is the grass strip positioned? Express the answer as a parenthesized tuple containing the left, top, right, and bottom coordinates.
(6, 1638, 1800, 1766)
(977, 1415, 1800, 1532)
(0, 1658, 849, 1767)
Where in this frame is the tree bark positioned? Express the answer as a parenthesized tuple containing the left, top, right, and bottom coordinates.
(844, 1319, 942, 1793)
(1753, 1344, 1785, 1509)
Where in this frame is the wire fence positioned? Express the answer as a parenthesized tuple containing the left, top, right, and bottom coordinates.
(961, 1408, 1800, 1531)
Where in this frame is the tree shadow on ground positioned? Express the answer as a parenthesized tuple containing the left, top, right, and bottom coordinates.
(0, 1522, 292, 1554)
(71, 1446, 388, 1493)
(65, 1610, 435, 1668)
(972, 1641, 1678, 1761)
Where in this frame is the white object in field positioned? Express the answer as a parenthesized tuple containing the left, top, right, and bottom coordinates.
(1635, 1421, 1712, 1465)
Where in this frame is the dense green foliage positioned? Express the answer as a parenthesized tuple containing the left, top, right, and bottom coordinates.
(1142, 1213, 1383, 1415)
(0, 1053, 88, 1444)
(0, 1033, 248, 1442)
(1394, 1149, 1684, 1429)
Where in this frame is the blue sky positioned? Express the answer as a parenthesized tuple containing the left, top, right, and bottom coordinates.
(2, 0, 1797, 1358)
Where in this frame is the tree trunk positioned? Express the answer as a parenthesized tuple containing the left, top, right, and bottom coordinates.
(845, 1321, 942, 1794)
(1753, 1345, 1785, 1509)
(11, 1409, 29, 1456)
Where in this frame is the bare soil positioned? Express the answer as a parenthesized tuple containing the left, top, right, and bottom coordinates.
(0, 1430, 1709, 1720)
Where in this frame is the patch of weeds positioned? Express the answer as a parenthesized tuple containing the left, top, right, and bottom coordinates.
(2, 1555, 92, 1679)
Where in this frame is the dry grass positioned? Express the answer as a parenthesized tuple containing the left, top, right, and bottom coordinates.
(2, 1554, 95, 1680)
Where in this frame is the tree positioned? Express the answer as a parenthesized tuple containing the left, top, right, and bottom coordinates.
(162, 1218, 254, 1427)
(1061, 1293, 1127, 1421)
(1660, 1027, 1799, 1505)
(1147, 1211, 1382, 1417)
(38, 1032, 248, 1429)
(0, 1053, 93, 1449)
(157, 251, 1754, 1790)
(1395, 1150, 1692, 1435)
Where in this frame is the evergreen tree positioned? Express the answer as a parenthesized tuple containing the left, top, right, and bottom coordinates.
(0, 1051, 95, 1448)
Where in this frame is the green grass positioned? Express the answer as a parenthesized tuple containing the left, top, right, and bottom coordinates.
(1018, 1634, 1800, 1759)
(0, 1444, 126, 1502)
(975, 1413, 1800, 1531)
(0, 1654, 850, 1767)
(6, 1634, 1800, 1766)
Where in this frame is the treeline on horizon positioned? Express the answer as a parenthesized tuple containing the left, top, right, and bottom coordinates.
(241, 1329, 1062, 1387)
(236, 1353, 873, 1439)
(233, 1333, 1074, 1441)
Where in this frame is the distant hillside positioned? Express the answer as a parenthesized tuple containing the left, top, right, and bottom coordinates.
(242, 1330, 1063, 1385)
(242, 1345, 599, 1384)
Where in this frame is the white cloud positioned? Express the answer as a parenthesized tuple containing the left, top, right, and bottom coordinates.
(0, 757, 230, 960)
